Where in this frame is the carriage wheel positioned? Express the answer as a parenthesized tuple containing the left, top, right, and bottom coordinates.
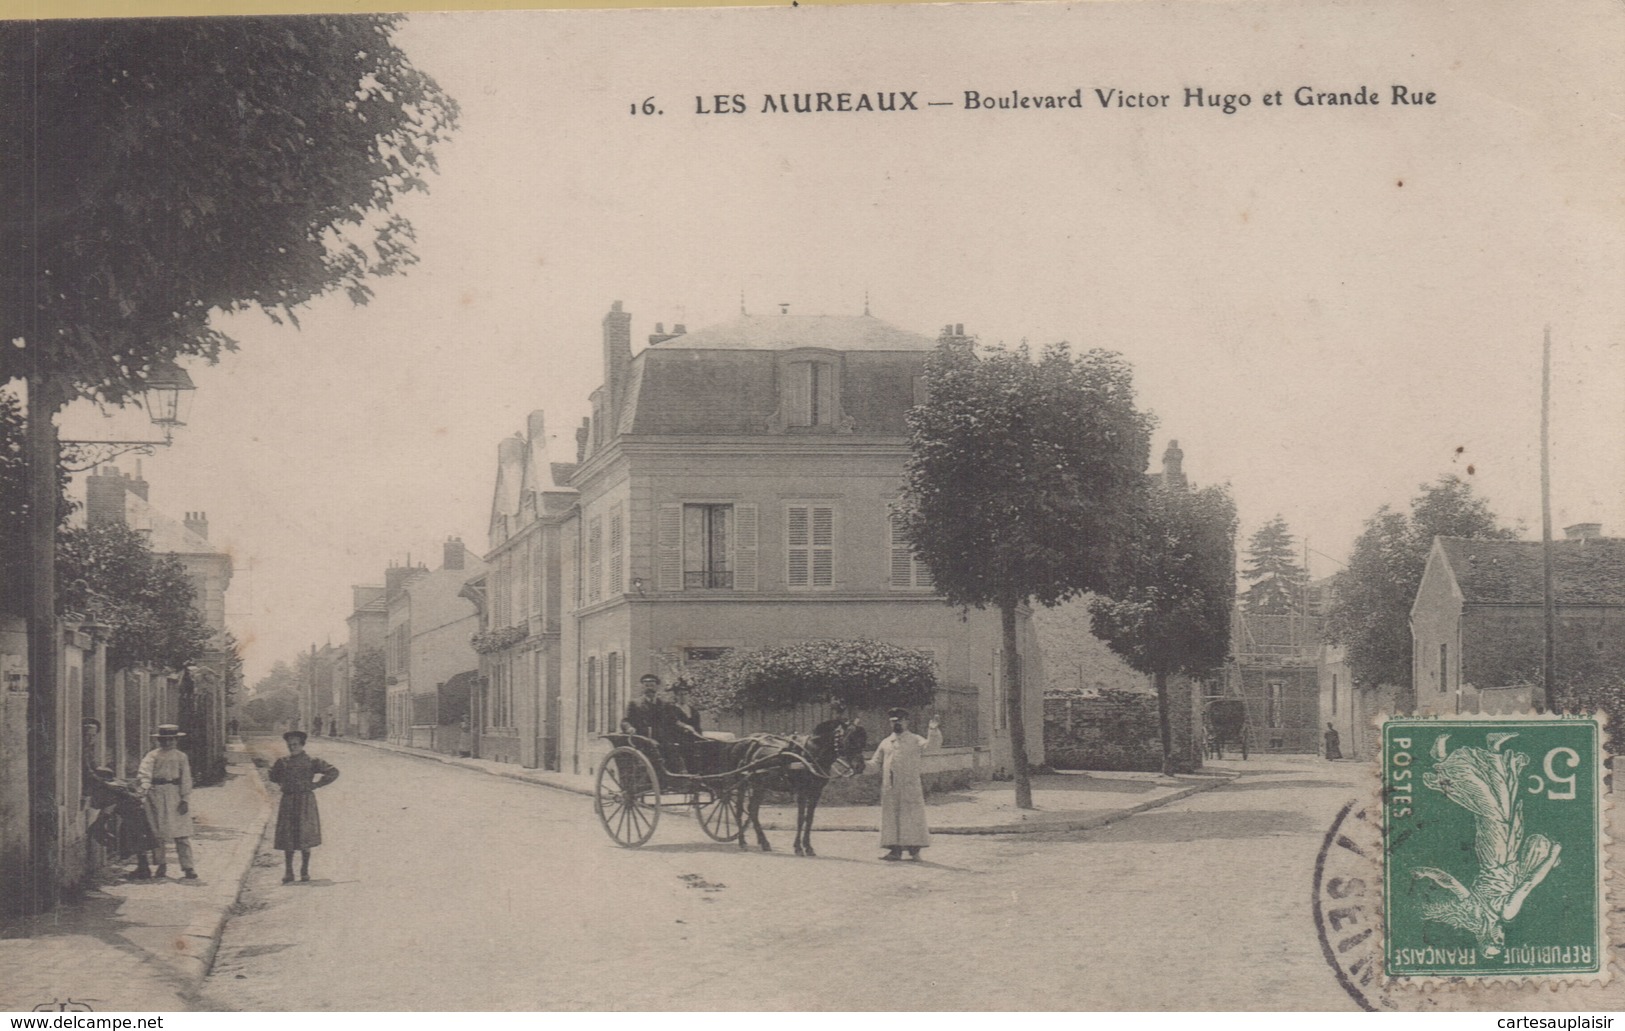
(595, 746, 661, 847)
(696, 780, 743, 842)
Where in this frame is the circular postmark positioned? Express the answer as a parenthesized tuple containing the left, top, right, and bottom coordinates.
(1313, 798, 1391, 1011)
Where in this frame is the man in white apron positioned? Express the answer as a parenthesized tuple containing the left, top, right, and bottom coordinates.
(870, 707, 942, 861)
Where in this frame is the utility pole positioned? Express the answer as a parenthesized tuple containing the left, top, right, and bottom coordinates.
(23, 373, 63, 914)
(1541, 326, 1556, 712)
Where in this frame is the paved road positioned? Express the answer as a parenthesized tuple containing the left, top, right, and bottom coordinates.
(200, 740, 1392, 1010)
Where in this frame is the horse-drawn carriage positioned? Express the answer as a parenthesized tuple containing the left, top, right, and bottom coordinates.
(1203, 697, 1250, 760)
(594, 721, 859, 852)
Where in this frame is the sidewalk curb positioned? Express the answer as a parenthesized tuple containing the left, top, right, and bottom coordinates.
(163, 753, 275, 990)
(332, 736, 1235, 835)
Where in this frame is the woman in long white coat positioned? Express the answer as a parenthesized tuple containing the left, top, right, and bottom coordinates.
(870, 708, 941, 861)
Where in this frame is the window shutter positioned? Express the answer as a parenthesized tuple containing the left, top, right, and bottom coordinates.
(890, 516, 913, 587)
(791, 363, 813, 427)
(608, 507, 624, 595)
(656, 504, 683, 591)
(787, 505, 810, 587)
(733, 504, 758, 590)
(811, 506, 834, 587)
(587, 516, 603, 602)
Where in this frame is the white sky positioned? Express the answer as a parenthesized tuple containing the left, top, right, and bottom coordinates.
(54, 0, 1625, 684)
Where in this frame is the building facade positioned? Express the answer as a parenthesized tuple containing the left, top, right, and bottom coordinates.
(383, 542, 484, 749)
(548, 302, 1042, 780)
(1220, 608, 1322, 753)
(345, 584, 387, 737)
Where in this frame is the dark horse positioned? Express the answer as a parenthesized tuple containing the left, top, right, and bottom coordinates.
(726, 718, 864, 856)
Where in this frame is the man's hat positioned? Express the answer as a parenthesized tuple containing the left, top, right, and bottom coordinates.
(283, 730, 308, 745)
(887, 707, 910, 720)
(639, 674, 661, 686)
(152, 724, 185, 739)
(92, 765, 115, 779)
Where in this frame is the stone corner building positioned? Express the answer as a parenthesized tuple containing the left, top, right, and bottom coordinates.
(468, 301, 1043, 780)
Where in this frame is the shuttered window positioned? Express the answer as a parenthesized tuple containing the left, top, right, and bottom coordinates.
(654, 503, 756, 591)
(607, 506, 624, 596)
(587, 516, 603, 602)
(888, 514, 933, 589)
(787, 504, 835, 589)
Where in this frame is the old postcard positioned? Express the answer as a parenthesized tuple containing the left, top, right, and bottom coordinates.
(2, 0, 1622, 1015)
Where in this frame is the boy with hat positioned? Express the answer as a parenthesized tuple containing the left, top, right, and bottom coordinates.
(870, 707, 942, 861)
(137, 724, 196, 879)
(269, 730, 340, 883)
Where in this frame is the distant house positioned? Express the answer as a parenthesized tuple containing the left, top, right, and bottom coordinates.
(382, 540, 485, 750)
(467, 411, 577, 768)
(344, 585, 387, 737)
(1410, 525, 1625, 714)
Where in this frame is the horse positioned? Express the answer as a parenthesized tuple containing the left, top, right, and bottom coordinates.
(726, 717, 863, 857)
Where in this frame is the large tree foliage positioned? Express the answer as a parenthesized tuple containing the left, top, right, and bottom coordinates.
(57, 522, 212, 672)
(679, 639, 937, 715)
(898, 337, 1154, 807)
(1326, 475, 1518, 689)
(1, 16, 459, 405)
(1242, 515, 1307, 614)
(1091, 481, 1238, 774)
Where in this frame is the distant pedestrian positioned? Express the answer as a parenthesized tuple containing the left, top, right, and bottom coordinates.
(137, 724, 197, 879)
(227, 717, 240, 738)
(313, 715, 324, 737)
(871, 707, 942, 861)
(1324, 722, 1343, 761)
(269, 730, 340, 883)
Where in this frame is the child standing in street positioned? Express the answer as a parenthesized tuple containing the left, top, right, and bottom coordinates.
(268, 730, 340, 883)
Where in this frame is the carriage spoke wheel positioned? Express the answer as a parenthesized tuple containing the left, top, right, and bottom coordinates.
(595, 746, 660, 847)
(696, 781, 743, 842)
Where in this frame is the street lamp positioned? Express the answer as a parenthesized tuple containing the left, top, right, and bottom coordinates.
(59, 359, 198, 470)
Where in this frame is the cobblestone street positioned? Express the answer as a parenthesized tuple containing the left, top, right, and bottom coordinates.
(198, 740, 1394, 1010)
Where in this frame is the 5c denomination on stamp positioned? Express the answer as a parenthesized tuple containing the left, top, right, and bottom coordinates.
(1383, 716, 1607, 980)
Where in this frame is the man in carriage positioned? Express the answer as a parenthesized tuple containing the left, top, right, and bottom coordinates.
(623, 674, 703, 773)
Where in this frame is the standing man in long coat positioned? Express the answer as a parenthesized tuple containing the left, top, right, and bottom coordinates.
(870, 707, 941, 861)
(137, 724, 197, 879)
(269, 730, 340, 883)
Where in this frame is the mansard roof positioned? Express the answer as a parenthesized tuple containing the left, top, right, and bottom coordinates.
(651, 313, 936, 352)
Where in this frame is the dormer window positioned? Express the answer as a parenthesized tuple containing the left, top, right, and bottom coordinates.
(782, 353, 842, 429)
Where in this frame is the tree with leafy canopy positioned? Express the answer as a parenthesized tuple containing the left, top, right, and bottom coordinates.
(57, 522, 213, 673)
(679, 639, 937, 715)
(0, 391, 71, 616)
(0, 16, 456, 909)
(351, 647, 388, 738)
(1326, 475, 1518, 691)
(1242, 515, 1307, 614)
(1091, 480, 1238, 775)
(898, 335, 1154, 808)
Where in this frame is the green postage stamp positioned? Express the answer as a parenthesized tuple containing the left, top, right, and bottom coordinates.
(1383, 715, 1608, 979)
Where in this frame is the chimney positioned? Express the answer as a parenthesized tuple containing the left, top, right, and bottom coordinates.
(184, 511, 209, 540)
(497, 433, 525, 470)
(85, 466, 129, 527)
(527, 410, 546, 445)
(126, 460, 149, 502)
(1161, 440, 1187, 490)
(648, 319, 684, 347)
(938, 324, 974, 352)
(443, 536, 466, 571)
(575, 418, 590, 464)
(1563, 523, 1602, 541)
(602, 300, 632, 430)
(385, 562, 426, 597)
